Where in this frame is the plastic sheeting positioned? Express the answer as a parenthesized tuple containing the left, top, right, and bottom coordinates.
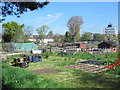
(10, 43, 38, 51)
(28, 55, 42, 63)
(78, 60, 106, 65)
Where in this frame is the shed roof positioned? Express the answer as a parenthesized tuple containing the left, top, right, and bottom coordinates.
(99, 41, 117, 45)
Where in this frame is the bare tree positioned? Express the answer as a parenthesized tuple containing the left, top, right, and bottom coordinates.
(67, 16, 83, 42)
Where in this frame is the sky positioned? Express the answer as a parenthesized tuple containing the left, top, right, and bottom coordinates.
(37, 0, 119, 2)
(1, 2, 118, 35)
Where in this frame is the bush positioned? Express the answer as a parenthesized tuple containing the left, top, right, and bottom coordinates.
(41, 52, 58, 59)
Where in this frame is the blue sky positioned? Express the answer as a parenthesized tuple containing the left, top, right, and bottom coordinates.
(2, 2, 118, 35)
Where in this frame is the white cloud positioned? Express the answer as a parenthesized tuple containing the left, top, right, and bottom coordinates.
(27, 8, 30, 11)
(47, 14, 53, 17)
(34, 13, 64, 26)
(23, 13, 64, 29)
(46, 13, 64, 24)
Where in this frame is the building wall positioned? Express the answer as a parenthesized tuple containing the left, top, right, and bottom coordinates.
(104, 24, 118, 35)
(110, 45, 118, 52)
(79, 44, 87, 48)
(98, 42, 118, 52)
(28, 39, 36, 42)
(43, 39, 54, 44)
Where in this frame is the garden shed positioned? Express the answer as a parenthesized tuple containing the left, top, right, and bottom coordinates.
(10, 43, 38, 52)
(98, 41, 118, 52)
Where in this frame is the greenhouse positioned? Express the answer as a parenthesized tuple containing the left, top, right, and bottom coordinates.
(10, 43, 38, 52)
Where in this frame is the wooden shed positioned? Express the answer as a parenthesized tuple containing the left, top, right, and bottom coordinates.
(98, 41, 118, 52)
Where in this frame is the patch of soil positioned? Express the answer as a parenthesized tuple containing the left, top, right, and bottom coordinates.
(65, 64, 108, 73)
(31, 68, 62, 74)
(92, 51, 104, 55)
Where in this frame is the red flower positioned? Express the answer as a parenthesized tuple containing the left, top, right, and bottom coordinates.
(114, 58, 120, 61)
(104, 66, 109, 69)
(109, 67, 113, 69)
(108, 64, 115, 67)
(104, 59, 120, 70)
(115, 62, 120, 66)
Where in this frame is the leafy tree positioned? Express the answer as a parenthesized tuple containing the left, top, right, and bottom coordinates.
(81, 32, 92, 41)
(36, 25, 49, 44)
(104, 35, 118, 42)
(64, 31, 74, 42)
(64, 31, 70, 42)
(13, 27, 24, 42)
(67, 16, 83, 42)
(1, 1, 49, 22)
(2, 21, 24, 42)
(93, 33, 105, 41)
(47, 30, 53, 36)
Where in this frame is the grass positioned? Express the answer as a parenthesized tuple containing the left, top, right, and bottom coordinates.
(27, 53, 120, 88)
(1, 53, 14, 54)
(3, 52, 120, 88)
(2, 62, 68, 88)
(63, 52, 119, 64)
(7, 55, 24, 62)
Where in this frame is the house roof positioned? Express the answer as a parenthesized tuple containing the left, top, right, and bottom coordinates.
(100, 41, 117, 45)
(64, 42, 87, 45)
(29, 35, 38, 39)
(44, 36, 54, 39)
(32, 35, 38, 39)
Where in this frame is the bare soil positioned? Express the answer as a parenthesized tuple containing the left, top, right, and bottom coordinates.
(65, 64, 108, 73)
(31, 68, 62, 74)
(92, 51, 104, 55)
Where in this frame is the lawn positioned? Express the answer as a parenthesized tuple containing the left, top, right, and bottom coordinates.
(2, 52, 120, 88)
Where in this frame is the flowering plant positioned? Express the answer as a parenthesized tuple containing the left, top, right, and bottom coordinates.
(104, 58, 120, 70)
